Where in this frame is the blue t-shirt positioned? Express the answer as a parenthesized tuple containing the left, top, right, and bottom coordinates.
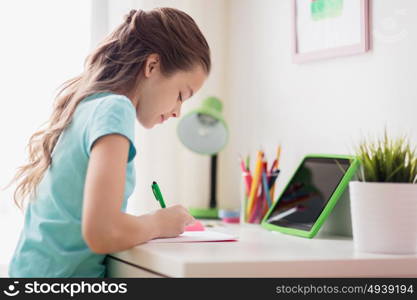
(9, 92, 137, 277)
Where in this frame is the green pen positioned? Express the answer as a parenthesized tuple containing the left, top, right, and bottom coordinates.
(151, 181, 166, 208)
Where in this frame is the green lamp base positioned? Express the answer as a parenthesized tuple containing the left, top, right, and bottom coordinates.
(189, 207, 219, 219)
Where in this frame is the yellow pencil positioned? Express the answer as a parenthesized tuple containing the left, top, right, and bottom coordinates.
(246, 150, 264, 219)
(276, 145, 282, 169)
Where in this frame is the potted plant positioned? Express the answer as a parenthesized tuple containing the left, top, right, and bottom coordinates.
(350, 131, 417, 254)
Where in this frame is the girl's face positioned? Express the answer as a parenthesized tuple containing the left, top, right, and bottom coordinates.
(128, 54, 207, 129)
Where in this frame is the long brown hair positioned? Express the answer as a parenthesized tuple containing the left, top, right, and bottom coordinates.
(5, 7, 211, 210)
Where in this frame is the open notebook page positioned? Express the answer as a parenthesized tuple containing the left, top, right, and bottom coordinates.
(148, 230, 238, 243)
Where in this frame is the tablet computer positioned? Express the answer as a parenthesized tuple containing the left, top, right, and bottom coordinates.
(261, 154, 359, 238)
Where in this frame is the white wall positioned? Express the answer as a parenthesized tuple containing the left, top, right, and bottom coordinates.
(218, 0, 417, 209)
(0, 0, 91, 269)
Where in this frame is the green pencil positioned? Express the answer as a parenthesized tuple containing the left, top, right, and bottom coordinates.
(151, 181, 166, 208)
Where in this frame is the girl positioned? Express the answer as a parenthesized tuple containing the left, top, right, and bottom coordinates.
(7, 7, 210, 277)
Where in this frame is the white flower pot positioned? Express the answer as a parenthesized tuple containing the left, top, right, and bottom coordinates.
(349, 181, 417, 254)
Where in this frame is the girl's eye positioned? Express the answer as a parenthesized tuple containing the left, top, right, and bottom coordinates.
(178, 93, 183, 102)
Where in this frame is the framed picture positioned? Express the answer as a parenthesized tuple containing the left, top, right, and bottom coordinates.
(292, 0, 370, 63)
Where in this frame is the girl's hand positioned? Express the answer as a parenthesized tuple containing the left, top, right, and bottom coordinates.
(152, 204, 195, 238)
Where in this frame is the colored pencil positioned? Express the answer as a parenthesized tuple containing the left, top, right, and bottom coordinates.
(246, 151, 264, 219)
(262, 169, 272, 208)
(245, 155, 250, 171)
(276, 145, 282, 169)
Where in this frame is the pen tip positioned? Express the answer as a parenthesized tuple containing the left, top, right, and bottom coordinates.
(152, 181, 156, 185)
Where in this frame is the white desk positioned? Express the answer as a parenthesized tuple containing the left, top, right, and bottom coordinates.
(107, 222, 417, 278)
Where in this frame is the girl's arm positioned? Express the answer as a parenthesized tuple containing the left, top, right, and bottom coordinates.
(82, 134, 194, 254)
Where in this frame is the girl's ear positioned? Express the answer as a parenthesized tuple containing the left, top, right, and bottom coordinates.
(144, 54, 160, 78)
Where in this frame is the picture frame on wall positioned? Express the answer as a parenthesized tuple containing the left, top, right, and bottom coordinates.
(292, 0, 370, 63)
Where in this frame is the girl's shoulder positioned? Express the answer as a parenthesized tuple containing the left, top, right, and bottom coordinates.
(81, 92, 137, 162)
(77, 92, 137, 127)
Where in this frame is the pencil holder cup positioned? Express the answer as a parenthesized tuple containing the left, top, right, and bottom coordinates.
(241, 171, 279, 224)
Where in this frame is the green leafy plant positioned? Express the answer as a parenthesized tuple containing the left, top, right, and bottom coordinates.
(356, 132, 417, 183)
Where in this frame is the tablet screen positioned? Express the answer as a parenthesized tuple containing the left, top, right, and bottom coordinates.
(265, 157, 351, 231)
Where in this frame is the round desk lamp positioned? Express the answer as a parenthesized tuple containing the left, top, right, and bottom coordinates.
(177, 96, 228, 219)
